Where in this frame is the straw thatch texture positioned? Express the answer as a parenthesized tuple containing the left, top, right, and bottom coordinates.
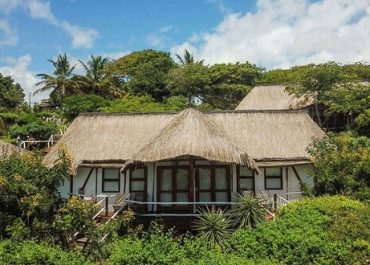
(123, 108, 257, 170)
(43, 109, 325, 172)
(236, 85, 314, 110)
(0, 141, 22, 158)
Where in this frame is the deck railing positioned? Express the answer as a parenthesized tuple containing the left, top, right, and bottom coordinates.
(273, 192, 303, 209)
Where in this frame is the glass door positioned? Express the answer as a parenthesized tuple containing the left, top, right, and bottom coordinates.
(157, 166, 190, 212)
(196, 165, 231, 210)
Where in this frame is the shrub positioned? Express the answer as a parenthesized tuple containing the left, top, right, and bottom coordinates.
(193, 207, 232, 247)
(229, 196, 370, 265)
(0, 240, 88, 265)
(62, 95, 108, 120)
(9, 119, 59, 140)
(231, 193, 266, 228)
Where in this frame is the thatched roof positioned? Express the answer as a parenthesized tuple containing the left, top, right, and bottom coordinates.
(0, 141, 22, 158)
(122, 108, 257, 171)
(236, 85, 314, 110)
(43, 108, 325, 173)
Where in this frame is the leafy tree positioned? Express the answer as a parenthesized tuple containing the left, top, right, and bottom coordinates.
(62, 95, 108, 120)
(308, 132, 370, 197)
(108, 49, 175, 101)
(9, 119, 59, 140)
(167, 63, 211, 104)
(175, 49, 204, 65)
(0, 73, 25, 109)
(35, 53, 78, 104)
(323, 82, 370, 135)
(205, 62, 262, 109)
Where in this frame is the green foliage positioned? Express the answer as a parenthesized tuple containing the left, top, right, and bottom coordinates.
(231, 193, 266, 228)
(9, 119, 59, 139)
(62, 95, 108, 120)
(0, 150, 71, 238)
(308, 132, 370, 197)
(100, 95, 188, 113)
(109, 49, 176, 101)
(0, 240, 88, 265)
(229, 196, 370, 265)
(205, 62, 262, 109)
(0, 73, 25, 109)
(193, 207, 232, 247)
(167, 63, 211, 104)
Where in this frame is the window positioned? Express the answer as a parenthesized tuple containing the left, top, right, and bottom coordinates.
(196, 166, 230, 204)
(264, 167, 283, 190)
(238, 166, 254, 193)
(130, 167, 147, 202)
(102, 168, 120, 192)
(157, 166, 190, 211)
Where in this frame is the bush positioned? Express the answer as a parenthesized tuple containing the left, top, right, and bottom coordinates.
(9, 119, 59, 140)
(229, 196, 370, 265)
(0, 240, 88, 265)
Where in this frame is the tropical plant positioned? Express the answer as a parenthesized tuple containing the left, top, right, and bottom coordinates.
(62, 94, 108, 120)
(231, 193, 266, 229)
(0, 73, 25, 109)
(78, 55, 120, 98)
(175, 49, 204, 65)
(193, 206, 232, 247)
(34, 53, 78, 104)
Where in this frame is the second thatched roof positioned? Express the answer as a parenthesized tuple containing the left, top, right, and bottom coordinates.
(236, 85, 314, 110)
(122, 108, 257, 171)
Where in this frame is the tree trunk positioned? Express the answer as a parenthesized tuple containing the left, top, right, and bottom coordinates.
(314, 103, 322, 127)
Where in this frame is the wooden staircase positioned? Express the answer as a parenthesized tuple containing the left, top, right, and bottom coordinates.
(72, 193, 130, 250)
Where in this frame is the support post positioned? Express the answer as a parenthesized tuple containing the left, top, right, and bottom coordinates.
(189, 157, 195, 213)
(105, 196, 109, 217)
(273, 193, 277, 210)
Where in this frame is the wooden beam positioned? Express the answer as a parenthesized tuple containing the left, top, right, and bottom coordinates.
(292, 166, 303, 184)
(189, 157, 195, 213)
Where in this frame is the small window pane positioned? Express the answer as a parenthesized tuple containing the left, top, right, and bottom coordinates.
(240, 178, 253, 190)
(160, 193, 172, 206)
(199, 192, 211, 202)
(103, 181, 119, 192)
(265, 167, 281, 177)
(131, 168, 145, 179)
(131, 180, 144, 191)
(176, 192, 188, 202)
(176, 169, 188, 190)
(215, 192, 228, 202)
(160, 169, 172, 191)
(240, 167, 253, 177)
(104, 169, 119, 179)
(198, 168, 211, 189)
(215, 168, 227, 189)
(266, 178, 282, 189)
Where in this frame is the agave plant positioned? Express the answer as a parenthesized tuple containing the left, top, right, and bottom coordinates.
(193, 206, 232, 247)
(231, 193, 267, 229)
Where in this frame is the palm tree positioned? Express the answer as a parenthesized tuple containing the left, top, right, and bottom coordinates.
(78, 55, 110, 95)
(34, 53, 77, 104)
(176, 49, 204, 65)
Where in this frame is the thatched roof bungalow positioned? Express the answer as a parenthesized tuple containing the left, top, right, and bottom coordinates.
(44, 108, 325, 216)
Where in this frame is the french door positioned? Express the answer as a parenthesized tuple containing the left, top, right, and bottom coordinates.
(196, 165, 231, 209)
(157, 166, 191, 212)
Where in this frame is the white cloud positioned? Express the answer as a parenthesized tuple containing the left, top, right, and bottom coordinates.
(102, 51, 131, 60)
(61, 21, 98, 49)
(173, 0, 370, 69)
(0, 0, 99, 49)
(0, 55, 46, 103)
(0, 20, 18, 46)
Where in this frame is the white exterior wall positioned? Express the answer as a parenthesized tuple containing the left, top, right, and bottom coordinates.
(58, 162, 313, 205)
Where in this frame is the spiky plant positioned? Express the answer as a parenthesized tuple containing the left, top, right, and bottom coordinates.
(231, 193, 267, 229)
(193, 206, 232, 247)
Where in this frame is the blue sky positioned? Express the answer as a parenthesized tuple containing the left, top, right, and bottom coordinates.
(0, 0, 369, 102)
